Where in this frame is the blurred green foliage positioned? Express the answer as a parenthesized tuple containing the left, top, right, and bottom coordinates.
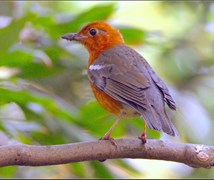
(0, 1, 214, 178)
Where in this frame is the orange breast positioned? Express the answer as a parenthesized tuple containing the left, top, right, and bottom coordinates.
(89, 82, 122, 115)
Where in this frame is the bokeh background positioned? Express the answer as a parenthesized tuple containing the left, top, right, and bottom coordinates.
(0, 1, 214, 178)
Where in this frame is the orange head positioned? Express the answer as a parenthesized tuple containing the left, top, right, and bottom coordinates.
(62, 22, 125, 56)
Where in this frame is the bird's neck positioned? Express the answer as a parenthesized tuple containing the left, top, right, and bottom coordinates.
(87, 50, 102, 68)
(87, 42, 124, 69)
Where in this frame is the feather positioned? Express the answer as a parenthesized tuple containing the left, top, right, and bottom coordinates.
(88, 45, 178, 136)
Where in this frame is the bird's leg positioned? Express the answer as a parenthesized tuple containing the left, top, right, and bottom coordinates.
(138, 121, 147, 144)
(98, 112, 126, 162)
(103, 112, 126, 140)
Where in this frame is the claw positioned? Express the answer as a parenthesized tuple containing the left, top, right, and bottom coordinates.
(98, 137, 117, 162)
(138, 121, 147, 144)
(97, 113, 126, 163)
(99, 137, 117, 147)
(138, 136, 147, 144)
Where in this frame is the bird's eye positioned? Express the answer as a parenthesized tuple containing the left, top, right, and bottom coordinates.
(89, 28, 97, 36)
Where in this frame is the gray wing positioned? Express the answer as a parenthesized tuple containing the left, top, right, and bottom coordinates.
(88, 45, 178, 136)
(144, 61, 176, 110)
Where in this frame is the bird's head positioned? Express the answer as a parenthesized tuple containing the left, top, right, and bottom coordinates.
(62, 22, 124, 55)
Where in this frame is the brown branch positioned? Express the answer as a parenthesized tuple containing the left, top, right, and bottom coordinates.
(0, 138, 214, 168)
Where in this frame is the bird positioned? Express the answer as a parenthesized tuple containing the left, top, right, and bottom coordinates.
(61, 21, 178, 143)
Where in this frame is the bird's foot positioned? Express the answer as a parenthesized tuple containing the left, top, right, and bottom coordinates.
(98, 137, 117, 162)
(138, 136, 147, 144)
(139, 124, 147, 144)
(99, 137, 117, 147)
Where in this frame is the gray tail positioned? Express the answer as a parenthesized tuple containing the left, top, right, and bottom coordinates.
(138, 106, 179, 137)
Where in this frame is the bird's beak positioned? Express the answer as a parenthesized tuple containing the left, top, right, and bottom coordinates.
(61, 33, 87, 41)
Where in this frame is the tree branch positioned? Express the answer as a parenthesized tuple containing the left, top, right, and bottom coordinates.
(0, 138, 214, 168)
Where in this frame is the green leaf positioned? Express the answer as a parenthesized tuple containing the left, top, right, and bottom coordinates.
(17, 132, 33, 144)
(31, 131, 66, 145)
(90, 161, 113, 178)
(54, 4, 116, 37)
(0, 87, 53, 107)
(118, 26, 146, 45)
(0, 87, 75, 124)
(0, 167, 17, 178)
(70, 163, 86, 178)
(70, 4, 116, 29)
(78, 101, 111, 136)
(0, 50, 33, 67)
(115, 160, 140, 175)
(0, 17, 26, 53)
